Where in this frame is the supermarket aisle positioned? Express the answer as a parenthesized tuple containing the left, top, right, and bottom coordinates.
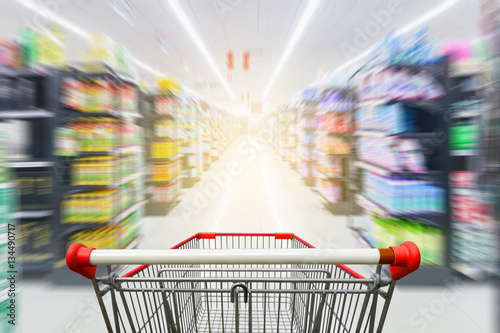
(141, 135, 495, 333)
(22, 135, 495, 332)
(140, 134, 353, 250)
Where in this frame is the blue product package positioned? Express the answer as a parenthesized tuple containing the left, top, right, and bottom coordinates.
(437, 187, 445, 213)
(407, 180, 416, 214)
(422, 184, 430, 213)
(408, 180, 416, 214)
(428, 185, 438, 213)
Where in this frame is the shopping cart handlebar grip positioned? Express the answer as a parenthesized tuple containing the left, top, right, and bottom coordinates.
(389, 241, 421, 280)
(66, 243, 97, 279)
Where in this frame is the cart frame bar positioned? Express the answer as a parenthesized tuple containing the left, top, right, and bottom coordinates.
(67, 232, 420, 280)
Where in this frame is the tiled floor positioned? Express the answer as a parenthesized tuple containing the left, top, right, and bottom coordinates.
(21, 135, 495, 332)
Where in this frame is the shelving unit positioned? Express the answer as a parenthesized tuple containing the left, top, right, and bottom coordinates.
(350, 58, 453, 285)
(0, 67, 57, 274)
(297, 101, 316, 187)
(145, 94, 182, 215)
(315, 88, 359, 214)
(447, 72, 498, 279)
(181, 99, 200, 188)
(52, 63, 145, 283)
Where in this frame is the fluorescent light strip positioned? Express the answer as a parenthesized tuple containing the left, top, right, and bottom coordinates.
(331, 0, 460, 77)
(166, 0, 235, 100)
(262, 0, 321, 99)
(18, 0, 90, 40)
(16, 0, 216, 103)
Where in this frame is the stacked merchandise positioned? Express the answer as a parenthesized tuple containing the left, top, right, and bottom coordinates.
(210, 109, 222, 161)
(200, 109, 212, 171)
(0, 29, 58, 274)
(315, 88, 357, 213)
(53, 63, 145, 282)
(296, 96, 317, 186)
(180, 100, 199, 187)
(276, 107, 297, 166)
(362, 215, 446, 266)
(0, 132, 17, 333)
(351, 30, 452, 283)
(146, 95, 182, 214)
(444, 41, 498, 279)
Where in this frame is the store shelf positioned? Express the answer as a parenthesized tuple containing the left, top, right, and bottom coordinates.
(148, 153, 183, 161)
(354, 130, 436, 139)
(354, 130, 388, 138)
(113, 200, 147, 223)
(354, 160, 446, 184)
(0, 65, 49, 77)
(355, 194, 446, 228)
(148, 173, 182, 184)
(0, 109, 54, 118)
(118, 145, 143, 154)
(317, 130, 352, 137)
(9, 160, 54, 168)
(317, 149, 351, 156)
(316, 169, 345, 180)
(13, 210, 53, 219)
(450, 150, 478, 156)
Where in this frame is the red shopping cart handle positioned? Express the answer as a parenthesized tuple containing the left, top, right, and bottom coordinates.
(66, 237, 420, 280)
(388, 241, 421, 280)
(67, 243, 97, 279)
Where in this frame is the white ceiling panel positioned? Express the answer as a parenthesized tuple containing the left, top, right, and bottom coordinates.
(0, 0, 481, 108)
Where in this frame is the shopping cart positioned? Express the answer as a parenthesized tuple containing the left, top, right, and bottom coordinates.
(67, 232, 420, 333)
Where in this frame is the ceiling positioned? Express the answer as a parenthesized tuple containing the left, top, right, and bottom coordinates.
(1, 0, 480, 114)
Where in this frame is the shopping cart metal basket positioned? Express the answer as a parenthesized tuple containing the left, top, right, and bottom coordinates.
(67, 232, 420, 333)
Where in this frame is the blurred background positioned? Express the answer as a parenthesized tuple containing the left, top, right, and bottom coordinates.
(0, 0, 498, 332)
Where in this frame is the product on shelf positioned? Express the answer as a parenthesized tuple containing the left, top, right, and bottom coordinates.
(364, 215, 445, 266)
(359, 67, 445, 102)
(70, 155, 138, 186)
(317, 178, 343, 203)
(317, 135, 351, 154)
(151, 182, 181, 203)
(363, 172, 446, 214)
(66, 212, 140, 250)
(450, 171, 477, 188)
(358, 137, 427, 173)
(154, 96, 178, 115)
(61, 185, 137, 223)
(450, 124, 479, 151)
(60, 78, 138, 113)
(154, 118, 177, 138)
(317, 112, 352, 133)
(61, 78, 116, 111)
(318, 90, 355, 112)
(356, 102, 416, 134)
(151, 160, 182, 182)
(151, 140, 181, 159)
(317, 155, 343, 176)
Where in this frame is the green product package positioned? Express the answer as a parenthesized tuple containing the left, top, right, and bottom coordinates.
(450, 125, 479, 150)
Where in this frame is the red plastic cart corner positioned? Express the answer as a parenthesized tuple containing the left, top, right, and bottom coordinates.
(66, 243, 97, 279)
(389, 241, 421, 280)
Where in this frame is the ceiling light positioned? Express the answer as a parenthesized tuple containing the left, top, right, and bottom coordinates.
(166, 0, 235, 100)
(262, 0, 321, 99)
(17, 0, 90, 40)
(397, 0, 459, 35)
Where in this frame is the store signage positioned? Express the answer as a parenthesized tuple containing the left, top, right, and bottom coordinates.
(155, 29, 170, 55)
